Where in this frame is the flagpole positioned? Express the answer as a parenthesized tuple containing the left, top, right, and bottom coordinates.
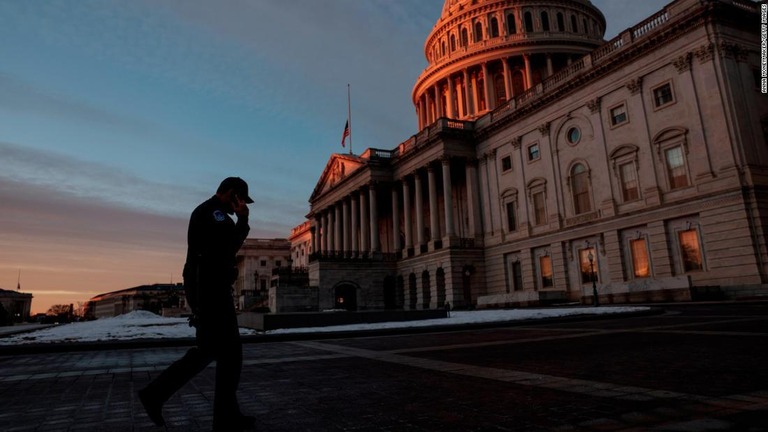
(347, 84, 352, 155)
(17, 269, 21, 291)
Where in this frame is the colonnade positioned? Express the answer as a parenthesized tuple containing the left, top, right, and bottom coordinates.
(415, 53, 562, 129)
(311, 158, 484, 258)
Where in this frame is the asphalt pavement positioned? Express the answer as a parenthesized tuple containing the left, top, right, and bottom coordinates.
(0, 302, 766, 431)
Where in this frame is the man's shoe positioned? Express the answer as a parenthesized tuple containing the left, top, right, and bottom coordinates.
(213, 414, 256, 431)
(138, 388, 166, 427)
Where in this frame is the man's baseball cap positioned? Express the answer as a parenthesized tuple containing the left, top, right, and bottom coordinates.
(217, 177, 254, 203)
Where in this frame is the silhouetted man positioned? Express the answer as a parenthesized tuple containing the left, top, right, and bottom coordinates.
(139, 177, 255, 431)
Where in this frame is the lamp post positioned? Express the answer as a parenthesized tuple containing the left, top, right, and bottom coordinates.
(588, 251, 599, 306)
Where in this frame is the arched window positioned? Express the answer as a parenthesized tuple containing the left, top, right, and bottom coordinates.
(583, 18, 589, 35)
(571, 163, 592, 214)
(490, 17, 499, 38)
(461, 27, 469, 47)
(408, 273, 417, 310)
(557, 12, 565, 32)
(436, 268, 446, 307)
(571, 15, 578, 33)
(541, 11, 550, 32)
(474, 21, 483, 42)
(450, 34, 456, 51)
(524, 11, 534, 33)
(507, 14, 517, 34)
(421, 270, 431, 309)
(441, 40, 446, 56)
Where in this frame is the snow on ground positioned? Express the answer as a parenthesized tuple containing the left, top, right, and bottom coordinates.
(0, 307, 648, 345)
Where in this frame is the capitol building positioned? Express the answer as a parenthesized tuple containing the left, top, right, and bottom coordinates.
(294, 0, 767, 311)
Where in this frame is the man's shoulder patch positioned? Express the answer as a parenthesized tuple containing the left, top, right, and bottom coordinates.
(213, 210, 227, 222)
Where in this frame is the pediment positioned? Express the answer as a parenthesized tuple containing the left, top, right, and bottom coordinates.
(310, 154, 366, 202)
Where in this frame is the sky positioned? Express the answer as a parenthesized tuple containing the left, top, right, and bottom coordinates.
(0, 0, 671, 314)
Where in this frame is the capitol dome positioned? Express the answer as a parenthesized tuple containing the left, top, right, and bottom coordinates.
(414, 0, 606, 129)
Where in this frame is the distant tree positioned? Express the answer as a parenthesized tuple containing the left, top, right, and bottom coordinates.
(47, 304, 72, 315)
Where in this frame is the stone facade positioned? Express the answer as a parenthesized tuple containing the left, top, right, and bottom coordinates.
(0, 288, 33, 323)
(303, 0, 768, 310)
(235, 238, 291, 310)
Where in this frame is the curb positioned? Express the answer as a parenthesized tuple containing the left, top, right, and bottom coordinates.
(0, 307, 663, 356)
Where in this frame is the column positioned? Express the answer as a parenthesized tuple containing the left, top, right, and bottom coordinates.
(334, 203, 342, 252)
(351, 193, 359, 255)
(481, 62, 492, 111)
(369, 183, 380, 253)
(546, 54, 553, 77)
(447, 75, 456, 118)
(502, 58, 512, 103)
(326, 210, 334, 253)
(311, 220, 318, 256)
(414, 170, 425, 247)
(322, 211, 330, 253)
(342, 198, 350, 255)
(392, 185, 401, 251)
(471, 71, 480, 114)
(442, 157, 455, 238)
(360, 188, 369, 253)
(420, 96, 427, 128)
(403, 177, 413, 250)
(464, 69, 477, 116)
(524, 54, 533, 89)
(465, 159, 482, 238)
(428, 165, 440, 241)
(456, 76, 466, 118)
(434, 84, 443, 119)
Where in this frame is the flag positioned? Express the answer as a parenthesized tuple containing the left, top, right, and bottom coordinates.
(341, 120, 350, 148)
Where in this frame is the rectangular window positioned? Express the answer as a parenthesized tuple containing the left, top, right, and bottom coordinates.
(653, 83, 674, 108)
(579, 247, 598, 284)
(540, 256, 553, 288)
(512, 261, 523, 291)
(572, 170, 591, 214)
(619, 162, 639, 201)
(679, 229, 703, 272)
(528, 144, 540, 161)
(506, 202, 517, 232)
(665, 146, 688, 189)
(533, 192, 546, 225)
(630, 238, 650, 278)
(501, 156, 512, 172)
(610, 105, 628, 126)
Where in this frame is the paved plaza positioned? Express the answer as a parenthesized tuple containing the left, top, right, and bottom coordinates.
(0, 302, 766, 431)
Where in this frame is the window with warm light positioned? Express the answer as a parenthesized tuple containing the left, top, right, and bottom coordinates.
(630, 238, 650, 278)
(579, 247, 598, 284)
(679, 229, 703, 272)
(540, 255, 553, 288)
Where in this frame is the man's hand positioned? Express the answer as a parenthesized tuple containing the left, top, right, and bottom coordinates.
(234, 195, 249, 218)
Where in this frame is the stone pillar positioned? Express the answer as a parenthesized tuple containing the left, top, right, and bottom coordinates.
(311, 219, 318, 255)
(546, 54, 554, 78)
(502, 58, 512, 103)
(326, 209, 334, 253)
(471, 71, 480, 114)
(369, 183, 380, 253)
(447, 75, 456, 118)
(481, 62, 493, 111)
(392, 185, 401, 251)
(334, 203, 342, 253)
(342, 198, 350, 255)
(428, 165, 440, 242)
(351, 193, 359, 255)
(442, 157, 455, 238)
(403, 177, 413, 250)
(360, 188, 369, 254)
(434, 84, 443, 119)
(524, 54, 533, 89)
(420, 96, 427, 128)
(414, 170, 425, 247)
(456, 76, 466, 118)
(464, 69, 477, 116)
(465, 158, 482, 238)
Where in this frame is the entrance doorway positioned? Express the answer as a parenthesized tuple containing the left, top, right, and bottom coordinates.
(334, 284, 358, 311)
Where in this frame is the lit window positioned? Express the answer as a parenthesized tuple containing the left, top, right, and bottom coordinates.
(630, 238, 650, 278)
(579, 247, 598, 284)
(540, 255, 553, 288)
(665, 146, 688, 189)
(610, 105, 628, 126)
(653, 83, 674, 108)
(528, 143, 540, 161)
(501, 156, 512, 172)
(506, 202, 517, 232)
(571, 163, 591, 214)
(619, 162, 639, 202)
(533, 191, 547, 225)
(679, 229, 703, 272)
